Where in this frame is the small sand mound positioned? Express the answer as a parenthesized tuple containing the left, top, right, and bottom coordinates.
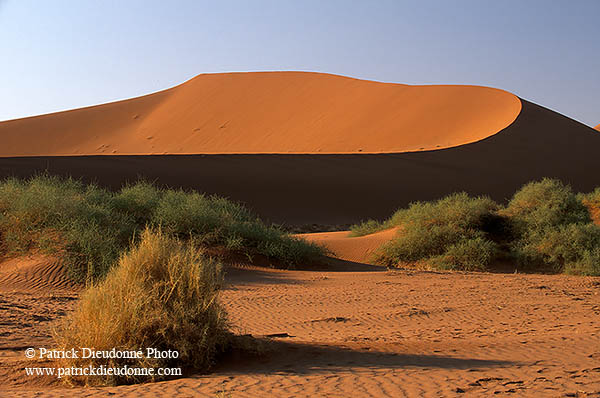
(299, 228, 399, 264)
(0, 255, 75, 292)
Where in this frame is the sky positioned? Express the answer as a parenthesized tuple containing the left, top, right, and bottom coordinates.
(1, 0, 599, 126)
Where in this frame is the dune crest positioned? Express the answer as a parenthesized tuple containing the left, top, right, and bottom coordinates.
(0, 72, 521, 156)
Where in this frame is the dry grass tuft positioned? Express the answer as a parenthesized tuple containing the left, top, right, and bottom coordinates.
(54, 228, 229, 385)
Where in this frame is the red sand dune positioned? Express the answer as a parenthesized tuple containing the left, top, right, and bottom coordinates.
(0, 72, 521, 156)
(595, 123, 600, 130)
(299, 228, 398, 264)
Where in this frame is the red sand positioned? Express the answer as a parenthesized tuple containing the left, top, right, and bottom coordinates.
(299, 228, 399, 264)
(2, 258, 599, 397)
(0, 72, 521, 156)
(1, 71, 600, 396)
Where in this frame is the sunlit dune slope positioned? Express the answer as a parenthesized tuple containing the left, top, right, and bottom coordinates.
(299, 228, 399, 264)
(595, 123, 600, 131)
(0, 72, 521, 156)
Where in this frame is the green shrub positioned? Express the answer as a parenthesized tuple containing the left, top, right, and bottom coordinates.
(0, 175, 325, 282)
(502, 178, 590, 233)
(429, 237, 498, 272)
(152, 190, 324, 266)
(399, 193, 499, 230)
(512, 223, 600, 272)
(372, 193, 501, 270)
(113, 181, 163, 225)
(0, 175, 137, 281)
(579, 187, 600, 207)
(349, 219, 384, 237)
(54, 229, 229, 385)
(502, 179, 599, 274)
(580, 187, 600, 225)
(563, 248, 600, 276)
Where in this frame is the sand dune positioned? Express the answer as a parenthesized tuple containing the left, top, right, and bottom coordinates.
(0, 72, 521, 156)
(595, 123, 600, 130)
(300, 228, 398, 264)
(1, 100, 598, 225)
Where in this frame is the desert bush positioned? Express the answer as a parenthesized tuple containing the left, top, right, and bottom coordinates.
(579, 187, 600, 207)
(0, 175, 136, 280)
(511, 223, 600, 272)
(428, 237, 498, 272)
(503, 179, 599, 274)
(0, 175, 325, 282)
(372, 193, 501, 270)
(371, 179, 600, 275)
(350, 193, 499, 238)
(563, 247, 600, 276)
(579, 187, 600, 225)
(54, 229, 229, 385)
(502, 178, 590, 233)
(349, 219, 384, 237)
(112, 181, 163, 225)
(152, 190, 324, 265)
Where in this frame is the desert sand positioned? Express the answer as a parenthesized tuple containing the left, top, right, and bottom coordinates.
(0, 72, 521, 156)
(299, 228, 399, 264)
(595, 124, 600, 131)
(1, 249, 599, 398)
(1, 72, 600, 396)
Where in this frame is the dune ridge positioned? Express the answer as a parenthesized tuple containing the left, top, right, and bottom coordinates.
(0, 72, 521, 156)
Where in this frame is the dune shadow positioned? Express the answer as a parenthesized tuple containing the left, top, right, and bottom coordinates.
(223, 256, 385, 287)
(223, 262, 383, 288)
(223, 265, 302, 287)
(214, 339, 516, 376)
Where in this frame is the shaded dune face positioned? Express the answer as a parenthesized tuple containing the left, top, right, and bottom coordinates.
(1, 101, 599, 226)
(0, 72, 521, 156)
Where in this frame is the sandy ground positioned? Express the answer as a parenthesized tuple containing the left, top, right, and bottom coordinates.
(0, 71, 521, 156)
(1, 254, 599, 397)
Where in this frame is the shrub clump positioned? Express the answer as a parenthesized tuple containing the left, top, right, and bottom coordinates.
(371, 179, 600, 275)
(503, 179, 598, 273)
(372, 193, 500, 271)
(54, 229, 229, 386)
(0, 175, 325, 282)
(579, 187, 600, 225)
(0, 175, 136, 281)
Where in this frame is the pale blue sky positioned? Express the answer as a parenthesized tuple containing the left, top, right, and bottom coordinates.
(1, 0, 599, 126)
